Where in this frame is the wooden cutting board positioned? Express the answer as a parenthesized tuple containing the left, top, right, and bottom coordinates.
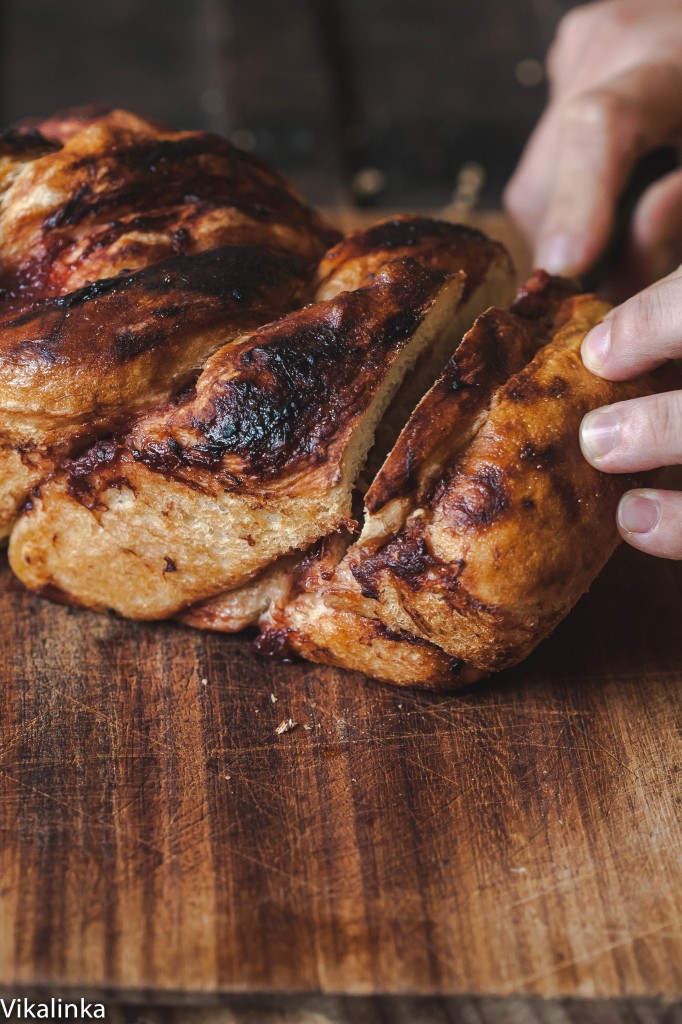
(0, 216, 680, 1003)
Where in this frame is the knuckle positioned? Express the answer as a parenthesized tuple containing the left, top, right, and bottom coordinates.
(613, 284, 670, 348)
(549, 14, 583, 81)
(563, 87, 636, 137)
(545, 34, 569, 83)
(554, 6, 593, 48)
(636, 286, 668, 336)
(554, 0, 632, 53)
(552, 2, 617, 48)
(647, 393, 682, 455)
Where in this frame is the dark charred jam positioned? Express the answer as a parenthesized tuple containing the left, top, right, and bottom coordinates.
(0, 245, 307, 367)
(342, 217, 490, 254)
(128, 260, 446, 482)
(0, 127, 60, 159)
(445, 464, 509, 529)
(0, 114, 337, 305)
(319, 215, 506, 302)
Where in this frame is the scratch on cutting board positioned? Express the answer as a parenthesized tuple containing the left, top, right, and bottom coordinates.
(506, 866, 599, 909)
(570, 722, 643, 781)
(61, 691, 171, 754)
(505, 918, 675, 994)
(224, 842, 330, 898)
(0, 766, 165, 857)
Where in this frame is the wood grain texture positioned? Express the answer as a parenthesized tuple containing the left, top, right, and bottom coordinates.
(0, 537, 680, 999)
(0, 217, 679, 1003)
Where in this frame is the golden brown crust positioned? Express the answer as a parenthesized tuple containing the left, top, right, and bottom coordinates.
(0, 108, 337, 534)
(0, 129, 60, 202)
(254, 534, 482, 690)
(314, 215, 513, 302)
(0, 245, 309, 433)
(16, 105, 128, 143)
(59, 259, 462, 495)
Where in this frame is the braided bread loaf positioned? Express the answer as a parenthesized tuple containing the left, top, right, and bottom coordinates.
(1, 110, 670, 689)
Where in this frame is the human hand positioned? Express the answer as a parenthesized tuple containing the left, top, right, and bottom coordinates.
(579, 265, 682, 558)
(505, 0, 682, 291)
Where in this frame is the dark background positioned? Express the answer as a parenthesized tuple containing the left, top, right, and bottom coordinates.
(0, 0, 582, 208)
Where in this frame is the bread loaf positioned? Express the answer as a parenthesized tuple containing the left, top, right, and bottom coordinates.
(2, 108, 670, 689)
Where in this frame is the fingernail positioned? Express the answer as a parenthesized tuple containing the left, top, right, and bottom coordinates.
(618, 492, 661, 535)
(580, 408, 621, 461)
(535, 233, 583, 274)
(581, 320, 611, 372)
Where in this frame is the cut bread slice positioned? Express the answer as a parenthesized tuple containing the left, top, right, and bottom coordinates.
(254, 273, 577, 686)
(253, 533, 482, 690)
(9, 258, 470, 617)
(255, 275, 676, 687)
(360, 271, 580, 541)
(178, 554, 296, 633)
(355, 293, 670, 673)
(315, 216, 516, 481)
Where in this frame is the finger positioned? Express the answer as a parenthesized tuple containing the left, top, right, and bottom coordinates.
(534, 61, 682, 276)
(505, 3, 629, 241)
(617, 487, 682, 559)
(581, 270, 682, 379)
(504, 108, 563, 241)
(580, 390, 682, 471)
(615, 167, 682, 297)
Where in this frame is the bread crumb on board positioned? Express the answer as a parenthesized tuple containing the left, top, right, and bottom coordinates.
(275, 718, 298, 735)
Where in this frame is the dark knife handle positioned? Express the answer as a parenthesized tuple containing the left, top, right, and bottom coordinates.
(581, 146, 679, 293)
